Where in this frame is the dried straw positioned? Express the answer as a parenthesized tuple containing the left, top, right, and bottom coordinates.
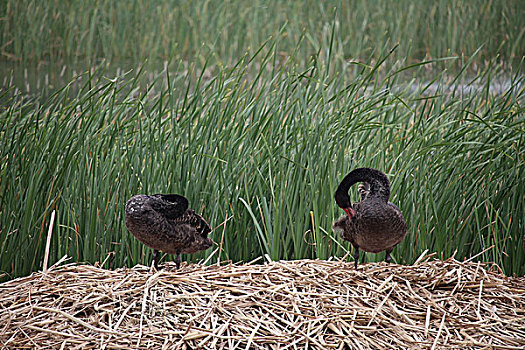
(1, 253, 524, 349)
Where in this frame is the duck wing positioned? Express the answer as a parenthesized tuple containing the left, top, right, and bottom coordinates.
(168, 210, 211, 238)
(358, 182, 370, 201)
(165, 209, 213, 254)
(150, 194, 189, 220)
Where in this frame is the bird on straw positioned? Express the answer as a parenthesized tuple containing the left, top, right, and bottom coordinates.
(333, 167, 407, 268)
(125, 194, 213, 269)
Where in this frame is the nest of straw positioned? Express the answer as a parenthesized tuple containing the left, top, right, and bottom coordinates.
(1, 253, 524, 349)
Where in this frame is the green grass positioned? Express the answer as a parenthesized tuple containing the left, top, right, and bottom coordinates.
(1, 0, 523, 67)
(1, 42, 524, 281)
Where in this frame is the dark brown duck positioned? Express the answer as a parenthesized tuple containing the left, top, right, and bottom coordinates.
(125, 194, 213, 269)
(333, 168, 407, 268)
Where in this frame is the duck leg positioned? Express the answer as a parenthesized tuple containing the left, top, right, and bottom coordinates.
(353, 245, 359, 269)
(175, 249, 182, 269)
(385, 249, 393, 264)
(152, 249, 159, 269)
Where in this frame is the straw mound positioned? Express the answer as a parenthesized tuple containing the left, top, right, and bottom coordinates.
(1, 254, 524, 350)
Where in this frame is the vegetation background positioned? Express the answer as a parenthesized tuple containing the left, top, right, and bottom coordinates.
(1, 0, 524, 281)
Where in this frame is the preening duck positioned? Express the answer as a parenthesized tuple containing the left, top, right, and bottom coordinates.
(125, 194, 213, 269)
(333, 168, 407, 268)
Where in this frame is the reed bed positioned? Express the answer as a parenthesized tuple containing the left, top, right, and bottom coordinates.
(1, 253, 524, 349)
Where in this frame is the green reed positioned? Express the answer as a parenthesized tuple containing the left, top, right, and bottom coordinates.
(1, 0, 523, 67)
(0, 43, 524, 281)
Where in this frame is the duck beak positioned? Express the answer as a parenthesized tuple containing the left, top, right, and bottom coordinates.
(343, 207, 355, 219)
